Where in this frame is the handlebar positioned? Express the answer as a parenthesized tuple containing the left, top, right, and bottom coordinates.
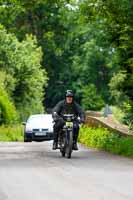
(53, 112, 84, 124)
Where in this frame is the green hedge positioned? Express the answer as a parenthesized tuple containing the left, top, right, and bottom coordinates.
(79, 126, 133, 157)
(0, 125, 23, 141)
(0, 84, 19, 125)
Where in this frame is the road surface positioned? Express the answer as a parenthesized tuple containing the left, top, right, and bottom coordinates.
(0, 142, 133, 200)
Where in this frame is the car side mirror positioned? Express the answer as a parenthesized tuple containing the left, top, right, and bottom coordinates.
(22, 122, 26, 125)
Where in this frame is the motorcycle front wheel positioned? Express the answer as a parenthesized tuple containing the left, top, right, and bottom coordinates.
(66, 130, 73, 159)
(60, 150, 65, 157)
(59, 134, 66, 157)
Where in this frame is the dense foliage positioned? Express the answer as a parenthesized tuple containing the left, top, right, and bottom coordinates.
(0, 26, 48, 122)
(0, 82, 18, 124)
(0, 0, 132, 126)
(79, 126, 133, 157)
(0, 125, 23, 141)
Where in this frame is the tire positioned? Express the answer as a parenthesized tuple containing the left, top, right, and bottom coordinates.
(66, 130, 73, 159)
(61, 150, 65, 157)
(59, 133, 66, 157)
(24, 135, 32, 142)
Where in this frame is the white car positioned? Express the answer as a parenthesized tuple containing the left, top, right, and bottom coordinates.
(23, 114, 54, 142)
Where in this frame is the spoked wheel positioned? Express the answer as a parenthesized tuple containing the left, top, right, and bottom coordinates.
(66, 131, 73, 159)
(59, 134, 66, 157)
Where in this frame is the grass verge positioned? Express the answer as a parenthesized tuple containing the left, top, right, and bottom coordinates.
(79, 126, 133, 157)
(0, 125, 24, 141)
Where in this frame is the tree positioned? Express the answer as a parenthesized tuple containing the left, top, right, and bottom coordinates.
(0, 0, 132, 119)
(0, 26, 48, 120)
(0, 1, 83, 107)
(79, 0, 133, 105)
(0, 71, 18, 124)
(81, 84, 105, 110)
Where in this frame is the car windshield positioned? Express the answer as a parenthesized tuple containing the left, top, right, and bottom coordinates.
(27, 115, 52, 125)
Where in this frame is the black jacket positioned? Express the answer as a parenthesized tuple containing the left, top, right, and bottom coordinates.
(52, 100, 85, 122)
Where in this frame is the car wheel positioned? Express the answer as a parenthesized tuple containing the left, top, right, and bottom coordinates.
(24, 135, 32, 142)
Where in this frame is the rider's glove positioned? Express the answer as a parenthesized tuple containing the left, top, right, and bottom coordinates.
(53, 112, 59, 121)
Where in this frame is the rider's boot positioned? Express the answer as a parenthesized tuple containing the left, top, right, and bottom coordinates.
(73, 142, 78, 150)
(52, 132, 58, 150)
(73, 133, 79, 150)
(52, 140, 58, 150)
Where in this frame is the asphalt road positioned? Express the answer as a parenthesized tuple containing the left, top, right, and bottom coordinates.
(0, 142, 133, 200)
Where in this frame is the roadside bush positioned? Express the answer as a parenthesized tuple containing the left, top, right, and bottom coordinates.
(0, 84, 19, 125)
(79, 126, 133, 157)
(109, 106, 125, 123)
(110, 105, 133, 130)
(0, 125, 23, 141)
(122, 103, 133, 130)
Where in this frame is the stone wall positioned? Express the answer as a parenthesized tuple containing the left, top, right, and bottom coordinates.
(85, 112, 133, 136)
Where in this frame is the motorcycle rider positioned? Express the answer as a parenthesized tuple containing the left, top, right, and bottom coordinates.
(52, 90, 85, 150)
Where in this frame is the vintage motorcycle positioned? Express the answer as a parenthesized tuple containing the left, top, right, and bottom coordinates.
(58, 114, 76, 159)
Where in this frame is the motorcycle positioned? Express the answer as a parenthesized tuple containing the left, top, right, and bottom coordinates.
(58, 114, 76, 159)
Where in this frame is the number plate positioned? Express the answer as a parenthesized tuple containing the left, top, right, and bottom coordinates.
(66, 122, 73, 127)
(35, 132, 47, 136)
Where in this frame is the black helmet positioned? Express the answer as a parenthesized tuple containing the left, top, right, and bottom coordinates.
(65, 90, 74, 97)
